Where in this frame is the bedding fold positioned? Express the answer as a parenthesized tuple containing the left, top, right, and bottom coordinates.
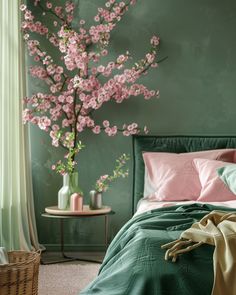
(80, 204, 236, 295)
(162, 210, 236, 295)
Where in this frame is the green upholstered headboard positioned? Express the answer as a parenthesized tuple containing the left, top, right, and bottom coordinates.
(132, 135, 236, 214)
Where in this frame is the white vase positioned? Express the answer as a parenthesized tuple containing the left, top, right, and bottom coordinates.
(58, 172, 83, 210)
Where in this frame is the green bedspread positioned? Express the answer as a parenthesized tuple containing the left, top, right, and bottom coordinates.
(80, 204, 236, 295)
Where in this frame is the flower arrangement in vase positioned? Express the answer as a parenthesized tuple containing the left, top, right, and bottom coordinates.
(90, 154, 129, 209)
(20, 0, 164, 209)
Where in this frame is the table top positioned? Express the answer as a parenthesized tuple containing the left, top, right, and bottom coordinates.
(42, 205, 114, 218)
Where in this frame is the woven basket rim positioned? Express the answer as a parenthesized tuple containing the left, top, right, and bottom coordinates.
(0, 250, 41, 270)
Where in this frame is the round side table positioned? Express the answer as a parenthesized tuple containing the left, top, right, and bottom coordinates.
(41, 205, 115, 265)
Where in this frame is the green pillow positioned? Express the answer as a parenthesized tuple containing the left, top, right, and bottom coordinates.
(217, 164, 236, 194)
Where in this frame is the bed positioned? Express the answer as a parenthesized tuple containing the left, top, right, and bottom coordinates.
(80, 135, 236, 295)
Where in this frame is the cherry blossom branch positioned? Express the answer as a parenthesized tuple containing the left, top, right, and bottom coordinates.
(37, 2, 70, 27)
(20, 1, 164, 175)
(73, 91, 78, 150)
(48, 126, 69, 151)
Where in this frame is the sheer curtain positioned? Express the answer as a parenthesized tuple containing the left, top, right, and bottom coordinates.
(0, 0, 40, 250)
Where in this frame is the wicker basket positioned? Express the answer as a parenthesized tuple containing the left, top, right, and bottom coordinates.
(0, 250, 41, 295)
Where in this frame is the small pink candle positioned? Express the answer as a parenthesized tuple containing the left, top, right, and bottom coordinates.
(70, 193, 83, 211)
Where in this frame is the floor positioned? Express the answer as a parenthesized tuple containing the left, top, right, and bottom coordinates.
(38, 254, 101, 295)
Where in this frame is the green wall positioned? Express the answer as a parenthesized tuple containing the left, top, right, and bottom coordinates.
(27, 0, 236, 251)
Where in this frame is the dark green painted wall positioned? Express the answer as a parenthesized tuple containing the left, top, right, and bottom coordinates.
(27, 0, 236, 250)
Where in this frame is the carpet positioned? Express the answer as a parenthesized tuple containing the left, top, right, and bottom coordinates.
(38, 263, 100, 295)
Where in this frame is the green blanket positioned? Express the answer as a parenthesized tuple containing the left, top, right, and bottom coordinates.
(80, 204, 236, 295)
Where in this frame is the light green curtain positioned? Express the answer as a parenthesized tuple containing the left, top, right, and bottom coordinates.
(0, 0, 40, 251)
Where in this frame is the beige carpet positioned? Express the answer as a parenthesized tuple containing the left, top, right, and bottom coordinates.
(38, 263, 100, 295)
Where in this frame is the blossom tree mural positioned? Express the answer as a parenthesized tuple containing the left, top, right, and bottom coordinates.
(21, 0, 162, 175)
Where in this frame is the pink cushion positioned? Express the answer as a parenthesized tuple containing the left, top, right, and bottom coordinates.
(143, 149, 236, 202)
(194, 158, 236, 202)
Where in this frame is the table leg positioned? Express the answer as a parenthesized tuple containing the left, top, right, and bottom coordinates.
(41, 216, 108, 265)
(59, 219, 102, 263)
(41, 219, 76, 265)
(60, 219, 73, 260)
(105, 215, 109, 249)
(60, 219, 65, 256)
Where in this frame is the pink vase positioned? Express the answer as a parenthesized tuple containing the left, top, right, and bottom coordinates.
(70, 193, 83, 211)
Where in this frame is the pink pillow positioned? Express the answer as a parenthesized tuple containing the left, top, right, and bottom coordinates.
(143, 149, 236, 202)
(194, 158, 236, 202)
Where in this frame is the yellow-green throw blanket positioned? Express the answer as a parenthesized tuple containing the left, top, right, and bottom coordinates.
(162, 211, 236, 295)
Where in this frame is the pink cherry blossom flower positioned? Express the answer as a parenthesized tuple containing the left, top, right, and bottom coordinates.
(56, 66, 63, 74)
(62, 119, 70, 127)
(131, 123, 138, 129)
(146, 53, 155, 63)
(101, 49, 108, 56)
(54, 74, 61, 82)
(105, 127, 112, 135)
(127, 124, 133, 131)
(33, 55, 40, 62)
(20, 4, 27, 11)
(65, 2, 75, 13)
(62, 104, 71, 112)
(52, 124, 60, 131)
(97, 65, 105, 73)
(38, 116, 51, 130)
(92, 125, 101, 134)
(103, 120, 110, 128)
(54, 6, 62, 15)
(150, 35, 160, 46)
(24, 10, 34, 21)
(50, 85, 57, 93)
(66, 95, 73, 104)
(94, 16, 100, 22)
(123, 130, 130, 136)
(46, 2, 52, 9)
(111, 126, 118, 135)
